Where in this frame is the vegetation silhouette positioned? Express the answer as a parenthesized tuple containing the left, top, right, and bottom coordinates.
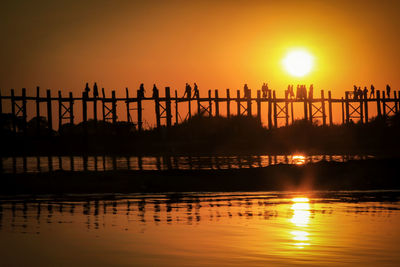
(1, 112, 400, 155)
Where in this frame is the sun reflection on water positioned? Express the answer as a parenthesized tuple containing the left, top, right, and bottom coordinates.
(290, 197, 311, 249)
(292, 155, 306, 165)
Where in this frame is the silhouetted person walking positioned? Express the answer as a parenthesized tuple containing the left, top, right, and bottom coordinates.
(289, 85, 294, 99)
(138, 83, 145, 98)
(353, 85, 358, 100)
(152, 84, 159, 98)
(370, 84, 375, 98)
(85, 83, 90, 94)
(262, 83, 269, 98)
(386, 84, 391, 98)
(93, 82, 99, 97)
(193, 83, 199, 98)
(184, 83, 192, 99)
(243, 84, 250, 98)
(357, 87, 363, 99)
(363, 86, 368, 99)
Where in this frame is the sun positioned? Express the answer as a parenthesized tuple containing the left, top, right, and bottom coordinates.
(282, 49, 314, 77)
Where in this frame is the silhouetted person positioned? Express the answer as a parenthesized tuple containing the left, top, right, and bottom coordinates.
(244, 84, 249, 98)
(357, 87, 363, 99)
(85, 83, 90, 94)
(289, 85, 294, 99)
(363, 86, 368, 99)
(262, 83, 269, 98)
(309, 84, 314, 99)
(93, 82, 99, 97)
(152, 84, 159, 98)
(296, 85, 300, 99)
(138, 83, 145, 98)
(386, 84, 391, 98)
(184, 83, 192, 99)
(193, 83, 199, 98)
(353, 85, 358, 100)
(370, 84, 375, 98)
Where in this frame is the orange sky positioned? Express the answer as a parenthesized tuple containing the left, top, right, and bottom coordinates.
(1, 0, 400, 126)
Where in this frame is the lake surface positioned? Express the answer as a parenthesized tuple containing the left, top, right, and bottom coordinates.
(0, 191, 399, 266)
(1, 154, 373, 173)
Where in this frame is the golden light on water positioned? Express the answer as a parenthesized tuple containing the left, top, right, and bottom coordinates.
(282, 49, 314, 77)
(292, 155, 306, 165)
(290, 197, 311, 249)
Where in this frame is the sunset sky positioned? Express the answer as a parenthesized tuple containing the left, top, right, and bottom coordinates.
(1, 0, 400, 124)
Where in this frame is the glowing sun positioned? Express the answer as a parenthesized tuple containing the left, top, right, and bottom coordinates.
(282, 49, 314, 77)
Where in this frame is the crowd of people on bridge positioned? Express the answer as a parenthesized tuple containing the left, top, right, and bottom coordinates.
(81, 82, 394, 101)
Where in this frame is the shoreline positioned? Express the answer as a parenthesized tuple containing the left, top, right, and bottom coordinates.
(1, 158, 400, 195)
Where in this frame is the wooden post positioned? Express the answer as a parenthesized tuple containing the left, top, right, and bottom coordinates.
(236, 90, 241, 116)
(308, 90, 313, 123)
(364, 90, 369, 123)
(226, 89, 230, 118)
(268, 90, 272, 129)
(102, 88, 106, 121)
(382, 91, 386, 117)
(303, 91, 308, 121)
(11, 89, 16, 134)
(341, 97, 345, 124)
(188, 90, 192, 120)
(359, 92, 364, 124)
(82, 91, 87, 125)
(0, 89, 2, 119)
(247, 89, 252, 117)
(36, 87, 40, 135)
(328, 91, 333, 126)
(290, 100, 294, 125)
(285, 91, 289, 126)
(377, 90, 382, 118)
(208, 90, 212, 117)
(215, 89, 219, 117)
(46, 89, 52, 135)
(22, 88, 27, 134)
(394, 91, 398, 114)
(345, 92, 350, 123)
(321, 90, 326, 126)
(256, 90, 261, 123)
(154, 89, 161, 128)
(197, 91, 201, 115)
(93, 90, 98, 124)
(273, 90, 277, 127)
(125, 88, 130, 123)
(165, 87, 172, 127)
(112, 90, 117, 125)
(69, 92, 74, 125)
(58, 91, 63, 130)
(175, 90, 179, 125)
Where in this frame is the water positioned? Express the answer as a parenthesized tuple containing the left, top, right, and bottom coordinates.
(0, 191, 399, 266)
(1, 154, 373, 173)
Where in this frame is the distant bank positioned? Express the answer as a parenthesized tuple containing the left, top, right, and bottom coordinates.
(2, 158, 400, 195)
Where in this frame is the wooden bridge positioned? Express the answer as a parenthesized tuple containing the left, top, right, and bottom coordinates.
(0, 86, 399, 135)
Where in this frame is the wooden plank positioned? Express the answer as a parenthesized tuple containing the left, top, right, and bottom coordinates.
(364, 90, 368, 123)
(345, 92, 349, 123)
(69, 92, 74, 125)
(236, 90, 240, 116)
(328, 91, 333, 126)
(58, 91, 62, 130)
(377, 90, 382, 117)
(215, 89, 219, 117)
(226, 89, 230, 118)
(247, 89, 252, 117)
(165, 87, 172, 127)
(175, 90, 179, 125)
(11, 89, 16, 134)
(22, 88, 27, 134)
(208, 90, 212, 117)
(256, 90, 261, 123)
(112, 90, 117, 125)
(126, 88, 130, 123)
(47, 89, 52, 135)
(321, 90, 326, 126)
(273, 90, 277, 127)
(268, 90, 272, 129)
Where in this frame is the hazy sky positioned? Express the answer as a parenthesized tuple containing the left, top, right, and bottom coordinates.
(1, 0, 399, 98)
